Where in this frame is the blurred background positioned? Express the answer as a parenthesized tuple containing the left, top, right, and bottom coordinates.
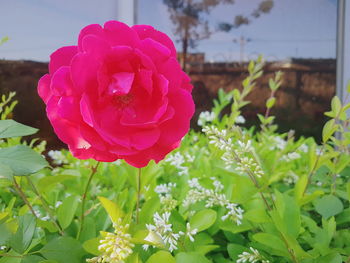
(0, 0, 342, 148)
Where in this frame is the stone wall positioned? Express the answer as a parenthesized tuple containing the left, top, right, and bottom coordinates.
(0, 58, 336, 148)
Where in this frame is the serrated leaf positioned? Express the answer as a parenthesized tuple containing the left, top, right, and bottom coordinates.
(0, 120, 38, 139)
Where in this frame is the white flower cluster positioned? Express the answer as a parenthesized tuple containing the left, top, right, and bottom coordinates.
(237, 247, 270, 263)
(235, 115, 246, 124)
(87, 220, 134, 263)
(298, 144, 308, 153)
(269, 136, 287, 150)
(203, 126, 264, 178)
(145, 212, 196, 252)
(47, 150, 68, 165)
(179, 222, 198, 242)
(183, 178, 244, 225)
(165, 152, 194, 176)
(198, 111, 216, 126)
(155, 183, 178, 211)
(281, 152, 301, 162)
(283, 172, 299, 185)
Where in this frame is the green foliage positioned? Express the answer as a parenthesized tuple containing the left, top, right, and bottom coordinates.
(0, 63, 350, 263)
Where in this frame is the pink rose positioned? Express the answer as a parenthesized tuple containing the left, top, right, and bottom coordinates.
(38, 21, 194, 168)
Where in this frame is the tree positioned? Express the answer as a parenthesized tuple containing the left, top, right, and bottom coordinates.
(163, 0, 274, 71)
(163, 0, 235, 71)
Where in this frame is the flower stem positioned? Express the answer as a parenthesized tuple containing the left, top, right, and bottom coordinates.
(25, 176, 64, 235)
(13, 177, 37, 219)
(77, 161, 100, 239)
(136, 168, 142, 224)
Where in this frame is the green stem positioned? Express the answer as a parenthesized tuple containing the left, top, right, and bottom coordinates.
(136, 168, 142, 224)
(13, 177, 37, 219)
(77, 162, 100, 239)
(25, 176, 64, 235)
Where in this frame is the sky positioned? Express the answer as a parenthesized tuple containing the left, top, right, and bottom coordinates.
(0, 0, 338, 62)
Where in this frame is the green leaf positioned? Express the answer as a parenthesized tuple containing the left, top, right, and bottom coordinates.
(244, 209, 270, 223)
(9, 214, 36, 254)
(0, 145, 48, 176)
(295, 175, 308, 203)
(0, 120, 38, 139)
(57, 195, 79, 229)
(22, 256, 45, 263)
(82, 237, 101, 256)
(146, 251, 176, 263)
(318, 252, 342, 263)
(314, 195, 344, 219)
(227, 243, 247, 261)
(175, 252, 211, 263)
(347, 181, 350, 201)
(126, 253, 141, 263)
(331, 96, 342, 116)
(283, 194, 301, 238)
(266, 97, 276, 109)
(322, 119, 337, 143)
(0, 163, 14, 181)
(253, 233, 289, 256)
(190, 209, 217, 232)
(40, 237, 84, 263)
(98, 196, 124, 223)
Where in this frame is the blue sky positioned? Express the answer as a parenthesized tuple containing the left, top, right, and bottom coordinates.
(0, 0, 337, 62)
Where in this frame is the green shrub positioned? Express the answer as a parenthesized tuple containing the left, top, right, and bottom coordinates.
(0, 57, 349, 263)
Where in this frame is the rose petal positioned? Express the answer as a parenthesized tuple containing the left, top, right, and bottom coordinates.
(38, 74, 52, 104)
(132, 25, 177, 57)
(49, 46, 78, 74)
(103, 20, 140, 47)
(78, 23, 105, 51)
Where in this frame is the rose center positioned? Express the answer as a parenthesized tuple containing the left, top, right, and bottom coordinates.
(108, 72, 135, 108)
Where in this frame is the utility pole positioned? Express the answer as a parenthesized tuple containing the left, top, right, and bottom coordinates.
(233, 35, 251, 64)
(117, 0, 138, 26)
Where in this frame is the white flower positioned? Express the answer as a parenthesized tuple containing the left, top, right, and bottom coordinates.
(271, 137, 287, 150)
(282, 152, 301, 162)
(283, 172, 298, 185)
(198, 111, 216, 126)
(87, 220, 134, 263)
(184, 177, 244, 226)
(113, 159, 122, 165)
(188, 178, 202, 189)
(221, 203, 244, 225)
(237, 247, 269, 263)
(298, 144, 308, 153)
(179, 223, 198, 242)
(47, 150, 68, 165)
(145, 212, 182, 252)
(155, 183, 176, 196)
(235, 115, 246, 124)
(316, 147, 323, 156)
(166, 152, 189, 176)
